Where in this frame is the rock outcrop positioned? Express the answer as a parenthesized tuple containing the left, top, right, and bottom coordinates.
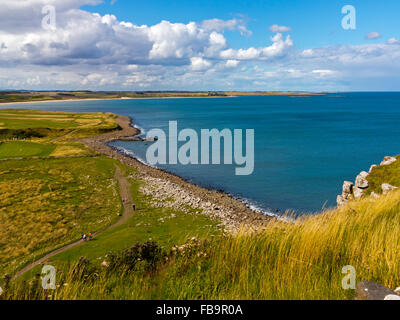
(355, 171, 369, 189)
(356, 281, 400, 300)
(337, 155, 398, 207)
(380, 156, 397, 166)
(337, 181, 354, 207)
(382, 183, 398, 195)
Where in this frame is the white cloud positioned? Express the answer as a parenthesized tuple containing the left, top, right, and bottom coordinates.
(387, 38, 400, 45)
(190, 57, 212, 71)
(225, 60, 240, 68)
(366, 32, 381, 40)
(220, 33, 293, 60)
(201, 18, 252, 36)
(269, 24, 291, 33)
(312, 69, 335, 77)
(0, 0, 400, 91)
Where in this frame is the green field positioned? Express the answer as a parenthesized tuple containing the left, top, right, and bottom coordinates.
(20, 165, 221, 281)
(0, 157, 123, 275)
(0, 109, 221, 288)
(0, 141, 56, 159)
(0, 109, 118, 140)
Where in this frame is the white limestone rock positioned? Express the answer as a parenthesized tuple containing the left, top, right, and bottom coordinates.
(353, 187, 366, 199)
(369, 165, 378, 173)
(355, 171, 369, 189)
(380, 156, 397, 166)
(382, 183, 398, 195)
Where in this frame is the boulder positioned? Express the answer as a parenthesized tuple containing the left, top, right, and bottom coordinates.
(353, 187, 366, 199)
(100, 261, 109, 268)
(144, 136, 158, 142)
(337, 195, 348, 207)
(384, 295, 400, 300)
(382, 183, 398, 195)
(395, 287, 400, 294)
(355, 171, 369, 189)
(380, 156, 397, 166)
(369, 164, 378, 173)
(342, 181, 354, 198)
(370, 192, 380, 199)
(356, 281, 400, 300)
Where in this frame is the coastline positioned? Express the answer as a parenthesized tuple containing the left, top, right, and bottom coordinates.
(0, 92, 321, 106)
(80, 115, 272, 233)
(0, 96, 237, 106)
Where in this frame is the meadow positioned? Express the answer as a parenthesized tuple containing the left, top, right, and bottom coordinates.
(4, 159, 400, 300)
(0, 157, 123, 275)
(5, 186, 400, 300)
(0, 109, 118, 140)
(1, 109, 399, 300)
(0, 109, 221, 294)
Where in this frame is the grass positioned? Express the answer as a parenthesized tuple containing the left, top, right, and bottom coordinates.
(18, 164, 221, 281)
(5, 189, 400, 300)
(0, 109, 118, 140)
(0, 157, 122, 276)
(366, 155, 400, 194)
(0, 141, 56, 159)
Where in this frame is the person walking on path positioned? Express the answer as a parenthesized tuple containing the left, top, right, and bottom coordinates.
(132, 203, 136, 211)
(82, 234, 87, 241)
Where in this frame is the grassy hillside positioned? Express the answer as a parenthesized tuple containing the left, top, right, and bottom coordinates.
(0, 157, 123, 275)
(0, 109, 221, 296)
(0, 109, 118, 140)
(0, 141, 56, 159)
(5, 183, 400, 300)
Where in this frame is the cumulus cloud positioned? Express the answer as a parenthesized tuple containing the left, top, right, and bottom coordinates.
(190, 57, 211, 71)
(365, 32, 381, 40)
(269, 24, 291, 33)
(220, 33, 293, 60)
(0, 0, 399, 91)
(201, 18, 252, 36)
(387, 38, 400, 45)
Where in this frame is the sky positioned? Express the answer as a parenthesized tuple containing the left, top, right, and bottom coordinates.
(0, 0, 400, 91)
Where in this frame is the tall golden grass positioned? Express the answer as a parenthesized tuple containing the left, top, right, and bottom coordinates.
(5, 190, 400, 300)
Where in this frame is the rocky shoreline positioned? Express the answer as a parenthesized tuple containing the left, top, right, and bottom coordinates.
(337, 156, 399, 207)
(80, 115, 271, 233)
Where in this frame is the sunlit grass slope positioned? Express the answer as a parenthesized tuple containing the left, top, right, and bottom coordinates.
(0, 157, 122, 275)
(0, 141, 56, 159)
(0, 109, 118, 140)
(6, 187, 400, 300)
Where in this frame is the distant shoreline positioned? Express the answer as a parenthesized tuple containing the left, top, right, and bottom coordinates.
(0, 91, 322, 106)
(0, 96, 230, 106)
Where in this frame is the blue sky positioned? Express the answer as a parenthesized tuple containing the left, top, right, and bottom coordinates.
(1, 0, 400, 91)
(83, 0, 400, 49)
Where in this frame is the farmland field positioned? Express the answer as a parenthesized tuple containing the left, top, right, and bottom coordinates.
(0, 109, 118, 140)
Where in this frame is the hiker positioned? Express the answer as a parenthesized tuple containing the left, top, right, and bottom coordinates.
(132, 203, 136, 211)
(88, 233, 93, 241)
(82, 234, 87, 241)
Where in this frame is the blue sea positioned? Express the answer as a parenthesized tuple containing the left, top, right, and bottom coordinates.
(3, 92, 400, 215)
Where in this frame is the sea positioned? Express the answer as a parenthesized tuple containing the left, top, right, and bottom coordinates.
(3, 92, 400, 215)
